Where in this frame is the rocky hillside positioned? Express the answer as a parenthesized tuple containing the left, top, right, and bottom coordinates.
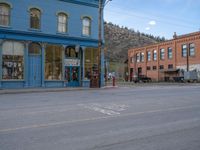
(104, 22, 165, 62)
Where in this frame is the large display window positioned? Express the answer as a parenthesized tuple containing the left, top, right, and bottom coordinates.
(45, 45, 62, 80)
(2, 41, 24, 80)
(84, 48, 98, 80)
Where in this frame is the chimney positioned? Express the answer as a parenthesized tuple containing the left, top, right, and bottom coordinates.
(173, 32, 177, 39)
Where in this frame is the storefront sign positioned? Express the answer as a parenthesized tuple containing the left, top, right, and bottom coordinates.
(64, 59, 80, 66)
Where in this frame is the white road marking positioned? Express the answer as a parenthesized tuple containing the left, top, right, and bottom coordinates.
(79, 103, 128, 116)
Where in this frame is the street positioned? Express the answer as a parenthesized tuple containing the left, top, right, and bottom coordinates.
(0, 85, 200, 150)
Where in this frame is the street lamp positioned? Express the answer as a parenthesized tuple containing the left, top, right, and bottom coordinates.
(98, 0, 112, 87)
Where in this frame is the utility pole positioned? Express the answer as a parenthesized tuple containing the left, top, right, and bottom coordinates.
(186, 44, 189, 72)
(98, 0, 103, 88)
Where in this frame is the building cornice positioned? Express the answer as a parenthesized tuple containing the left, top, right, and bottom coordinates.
(129, 31, 200, 52)
(0, 28, 99, 46)
(58, 0, 99, 8)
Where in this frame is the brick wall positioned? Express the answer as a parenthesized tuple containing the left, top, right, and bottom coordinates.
(128, 31, 200, 81)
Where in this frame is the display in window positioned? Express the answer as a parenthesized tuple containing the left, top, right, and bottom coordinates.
(2, 55, 24, 80)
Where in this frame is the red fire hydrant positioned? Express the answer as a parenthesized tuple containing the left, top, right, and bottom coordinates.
(112, 76, 116, 87)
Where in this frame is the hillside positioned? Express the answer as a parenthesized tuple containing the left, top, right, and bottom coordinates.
(104, 22, 165, 62)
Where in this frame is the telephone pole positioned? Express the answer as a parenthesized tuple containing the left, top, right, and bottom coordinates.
(98, 0, 112, 87)
(98, 0, 103, 88)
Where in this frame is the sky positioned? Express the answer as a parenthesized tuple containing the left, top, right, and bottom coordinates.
(104, 0, 200, 39)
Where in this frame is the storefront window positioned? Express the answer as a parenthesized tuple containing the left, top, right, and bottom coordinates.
(29, 43, 41, 55)
(84, 48, 98, 79)
(2, 41, 24, 80)
(45, 45, 62, 80)
(65, 47, 78, 58)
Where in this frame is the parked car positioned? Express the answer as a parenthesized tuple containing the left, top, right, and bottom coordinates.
(133, 75, 152, 83)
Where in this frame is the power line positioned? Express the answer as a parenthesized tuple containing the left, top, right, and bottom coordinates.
(104, 9, 198, 29)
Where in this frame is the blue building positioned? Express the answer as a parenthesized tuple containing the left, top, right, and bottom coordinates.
(0, 0, 105, 88)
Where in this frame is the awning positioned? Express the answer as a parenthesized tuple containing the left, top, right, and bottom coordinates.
(160, 69, 180, 73)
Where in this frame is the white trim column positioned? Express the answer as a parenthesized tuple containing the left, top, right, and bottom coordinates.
(24, 41, 31, 87)
(62, 45, 67, 87)
(81, 46, 86, 81)
(41, 43, 46, 87)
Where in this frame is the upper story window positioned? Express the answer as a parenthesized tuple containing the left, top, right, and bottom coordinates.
(131, 57, 134, 63)
(82, 17, 91, 36)
(189, 43, 195, 56)
(136, 53, 140, 62)
(58, 13, 68, 33)
(147, 51, 151, 61)
(141, 52, 144, 62)
(168, 47, 172, 59)
(30, 8, 41, 30)
(182, 44, 187, 57)
(0, 3, 10, 26)
(153, 50, 157, 61)
(168, 64, 173, 69)
(160, 48, 165, 60)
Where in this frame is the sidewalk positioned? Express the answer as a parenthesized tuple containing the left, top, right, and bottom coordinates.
(0, 86, 118, 95)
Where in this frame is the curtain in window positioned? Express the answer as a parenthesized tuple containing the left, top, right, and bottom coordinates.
(45, 45, 62, 80)
(58, 13, 67, 33)
(0, 3, 10, 26)
(82, 17, 91, 36)
(30, 8, 41, 29)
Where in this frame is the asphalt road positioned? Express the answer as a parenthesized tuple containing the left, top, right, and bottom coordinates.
(0, 85, 200, 150)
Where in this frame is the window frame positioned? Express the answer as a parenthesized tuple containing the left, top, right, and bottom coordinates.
(182, 44, 187, 57)
(82, 17, 91, 36)
(140, 52, 144, 62)
(168, 47, 172, 59)
(136, 53, 140, 63)
(0, 3, 11, 27)
(45, 45, 63, 80)
(2, 41, 25, 80)
(57, 12, 68, 34)
(168, 64, 173, 69)
(29, 8, 41, 30)
(153, 50, 157, 61)
(189, 43, 195, 57)
(160, 48, 165, 60)
(147, 51, 151, 61)
(159, 65, 164, 70)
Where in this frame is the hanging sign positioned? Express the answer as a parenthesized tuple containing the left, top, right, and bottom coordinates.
(64, 59, 80, 66)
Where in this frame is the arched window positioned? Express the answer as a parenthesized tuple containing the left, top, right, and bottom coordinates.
(2, 41, 24, 80)
(58, 13, 68, 33)
(29, 43, 41, 55)
(30, 8, 41, 29)
(82, 17, 91, 36)
(0, 3, 10, 26)
(65, 47, 78, 58)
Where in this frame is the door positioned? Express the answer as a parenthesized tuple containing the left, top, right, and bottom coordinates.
(65, 66, 80, 87)
(28, 43, 42, 87)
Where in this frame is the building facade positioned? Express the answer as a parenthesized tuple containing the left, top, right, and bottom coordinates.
(0, 0, 105, 88)
(128, 32, 200, 81)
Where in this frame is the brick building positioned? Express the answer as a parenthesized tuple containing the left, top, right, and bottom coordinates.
(128, 31, 200, 81)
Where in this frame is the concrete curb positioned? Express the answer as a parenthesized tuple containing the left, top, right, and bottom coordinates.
(0, 86, 119, 95)
(0, 88, 89, 95)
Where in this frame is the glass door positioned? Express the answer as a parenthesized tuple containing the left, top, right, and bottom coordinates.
(65, 66, 80, 87)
